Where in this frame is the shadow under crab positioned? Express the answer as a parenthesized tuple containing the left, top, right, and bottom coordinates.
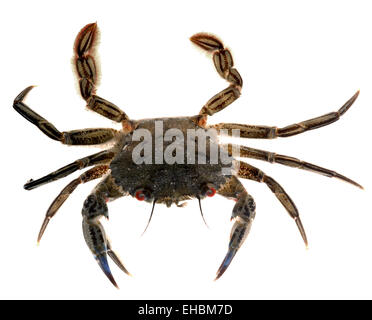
(13, 22, 362, 288)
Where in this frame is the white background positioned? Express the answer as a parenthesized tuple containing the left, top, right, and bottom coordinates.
(1, 0, 371, 299)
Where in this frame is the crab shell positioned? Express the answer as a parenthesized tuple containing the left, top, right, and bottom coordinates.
(111, 116, 234, 207)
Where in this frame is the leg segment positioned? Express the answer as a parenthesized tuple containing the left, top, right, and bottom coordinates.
(190, 33, 242, 116)
(24, 149, 115, 190)
(73, 23, 129, 122)
(222, 144, 362, 189)
(215, 176, 256, 280)
(211, 91, 359, 138)
(37, 165, 110, 243)
(14, 86, 119, 145)
(237, 161, 308, 247)
(82, 176, 130, 288)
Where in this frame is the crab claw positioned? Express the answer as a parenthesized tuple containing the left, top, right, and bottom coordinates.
(82, 218, 120, 288)
(215, 216, 253, 280)
(215, 248, 238, 281)
(107, 245, 131, 277)
(215, 177, 256, 280)
(81, 189, 131, 288)
(95, 252, 119, 289)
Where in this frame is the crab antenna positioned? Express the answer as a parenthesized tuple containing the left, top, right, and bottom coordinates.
(141, 199, 156, 236)
(197, 197, 210, 229)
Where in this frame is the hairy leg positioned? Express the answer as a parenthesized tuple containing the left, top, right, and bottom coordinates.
(190, 33, 242, 117)
(222, 144, 362, 189)
(237, 161, 308, 247)
(37, 165, 111, 243)
(14, 86, 119, 145)
(74, 23, 129, 122)
(211, 91, 359, 138)
(24, 150, 115, 190)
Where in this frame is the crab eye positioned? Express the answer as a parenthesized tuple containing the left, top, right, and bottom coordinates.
(206, 187, 216, 197)
(135, 190, 146, 201)
(200, 183, 216, 198)
(134, 188, 152, 201)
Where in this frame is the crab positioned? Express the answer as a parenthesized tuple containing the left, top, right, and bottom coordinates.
(13, 22, 362, 288)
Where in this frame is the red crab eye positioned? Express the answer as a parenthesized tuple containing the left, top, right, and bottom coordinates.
(135, 190, 146, 201)
(134, 188, 152, 201)
(206, 187, 216, 197)
(201, 183, 216, 198)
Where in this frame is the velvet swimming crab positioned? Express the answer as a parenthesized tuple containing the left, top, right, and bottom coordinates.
(13, 23, 362, 288)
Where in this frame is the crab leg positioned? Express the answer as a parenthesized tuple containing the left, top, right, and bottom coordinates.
(237, 161, 308, 246)
(190, 33, 242, 117)
(13, 86, 119, 145)
(24, 150, 115, 190)
(216, 176, 256, 280)
(37, 165, 110, 243)
(211, 91, 359, 138)
(82, 177, 130, 288)
(74, 23, 129, 122)
(222, 144, 362, 189)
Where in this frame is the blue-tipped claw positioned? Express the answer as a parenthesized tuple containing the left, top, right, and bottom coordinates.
(215, 248, 237, 281)
(95, 254, 119, 289)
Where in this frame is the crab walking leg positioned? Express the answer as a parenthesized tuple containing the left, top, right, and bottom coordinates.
(237, 161, 308, 246)
(211, 90, 359, 138)
(24, 150, 115, 190)
(82, 177, 130, 288)
(222, 144, 362, 189)
(215, 176, 256, 280)
(14, 86, 119, 145)
(190, 33, 242, 116)
(37, 165, 110, 243)
(74, 23, 129, 122)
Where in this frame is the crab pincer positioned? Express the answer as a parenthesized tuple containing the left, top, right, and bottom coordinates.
(215, 177, 256, 280)
(82, 193, 130, 288)
(82, 219, 114, 288)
